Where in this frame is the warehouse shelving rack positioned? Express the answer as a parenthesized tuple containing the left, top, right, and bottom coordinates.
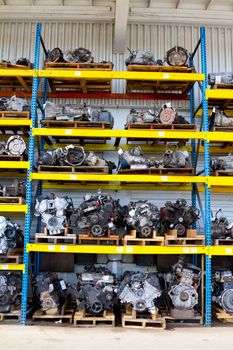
(16, 22, 217, 326)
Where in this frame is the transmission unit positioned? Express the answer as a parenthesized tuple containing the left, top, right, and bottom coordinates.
(212, 269, 233, 314)
(0, 217, 23, 254)
(0, 180, 26, 198)
(35, 193, 74, 235)
(0, 272, 21, 313)
(165, 46, 188, 66)
(211, 210, 233, 240)
(211, 155, 233, 172)
(0, 136, 26, 157)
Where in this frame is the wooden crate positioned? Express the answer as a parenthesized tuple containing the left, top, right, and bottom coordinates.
(0, 196, 25, 204)
(73, 309, 115, 327)
(0, 62, 32, 92)
(126, 65, 195, 95)
(35, 227, 77, 244)
(122, 306, 166, 330)
(119, 167, 194, 176)
(127, 123, 196, 131)
(0, 111, 30, 119)
(0, 248, 23, 264)
(213, 304, 233, 324)
(122, 229, 164, 246)
(41, 120, 111, 129)
(37, 165, 109, 174)
(78, 232, 120, 246)
(165, 229, 205, 246)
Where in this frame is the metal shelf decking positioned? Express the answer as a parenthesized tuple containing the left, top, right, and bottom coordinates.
(0, 264, 25, 272)
(27, 243, 206, 255)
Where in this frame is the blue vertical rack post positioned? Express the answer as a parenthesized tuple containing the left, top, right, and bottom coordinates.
(200, 26, 212, 327)
(20, 22, 41, 325)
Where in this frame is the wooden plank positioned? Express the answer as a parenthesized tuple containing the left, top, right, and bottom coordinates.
(0, 111, 30, 119)
(119, 168, 194, 175)
(73, 310, 115, 327)
(214, 239, 233, 246)
(45, 62, 113, 70)
(127, 65, 194, 73)
(41, 120, 111, 128)
(78, 234, 120, 246)
(127, 123, 196, 130)
(38, 165, 109, 174)
(165, 235, 205, 246)
(0, 196, 24, 204)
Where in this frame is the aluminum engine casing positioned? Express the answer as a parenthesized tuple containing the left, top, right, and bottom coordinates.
(0, 272, 21, 313)
(212, 270, 233, 314)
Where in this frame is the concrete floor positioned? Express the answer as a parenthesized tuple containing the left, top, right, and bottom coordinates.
(0, 325, 233, 350)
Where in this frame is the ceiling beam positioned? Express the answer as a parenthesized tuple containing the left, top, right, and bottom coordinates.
(113, 0, 129, 53)
(176, 0, 183, 9)
(206, 0, 214, 10)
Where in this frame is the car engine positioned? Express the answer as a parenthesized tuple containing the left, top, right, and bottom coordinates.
(118, 272, 161, 314)
(0, 180, 26, 198)
(162, 150, 191, 168)
(208, 72, 233, 86)
(75, 266, 118, 314)
(126, 108, 157, 125)
(34, 273, 71, 315)
(70, 190, 123, 237)
(165, 257, 201, 310)
(118, 146, 159, 170)
(212, 269, 233, 314)
(211, 155, 233, 171)
(211, 210, 233, 240)
(0, 96, 30, 112)
(0, 272, 21, 313)
(123, 200, 160, 237)
(125, 49, 162, 66)
(160, 199, 199, 236)
(35, 193, 74, 235)
(0, 135, 26, 157)
(0, 217, 23, 254)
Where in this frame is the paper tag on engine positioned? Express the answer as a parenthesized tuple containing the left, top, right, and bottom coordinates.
(60, 280, 67, 290)
(49, 283, 54, 293)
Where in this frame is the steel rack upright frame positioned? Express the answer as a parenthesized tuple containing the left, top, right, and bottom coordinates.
(21, 22, 212, 325)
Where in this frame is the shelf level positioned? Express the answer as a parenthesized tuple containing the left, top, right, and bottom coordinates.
(209, 246, 233, 256)
(27, 243, 206, 255)
(208, 177, 233, 187)
(206, 89, 233, 100)
(0, 161, 29, 169)
(0, 120, 31, 127)
(0, 69, 34, 77)
(0, 263, 25, 272)
(0, 204, 27, 213)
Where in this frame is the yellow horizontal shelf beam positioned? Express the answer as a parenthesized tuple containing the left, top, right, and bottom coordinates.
(37, 70, 204, 82)
(27, 243, 206, 255)
(31, 173, 206, 183)
(0, 120, 32, 127)
(208, 177, 233, 187)
(0, 263, 24, 272)
(0, 161, 29, 169)
(209, 246, 233, 256)
(33, 128, 205, 140)
(206, 89, 233, 100)
(0, 69, 34, 77)
(0, 204, 27, 213)
(207, 132, 233, 142)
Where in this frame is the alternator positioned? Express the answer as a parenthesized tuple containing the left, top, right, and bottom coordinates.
(0, 272, 21, 313)
(118, 272, 161, 314)
(0, 216, 23, 254)
(35, 193, 74, 235)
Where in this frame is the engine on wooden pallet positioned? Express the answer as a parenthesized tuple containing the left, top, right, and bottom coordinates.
(160, 199, 199, 236)
(0, 272, 21, 313)
(47, 47, 94, 63)
(118, 271, 161, 314)
(209, 108, 233, 130)
(118, 146, 159, 170)
(165, 46, 188, 66)
(34, 273, 71, 315)
(211, 210, 233, 240)
(125, 48, 163, 66)
(0, 135, 26, 157)
(44, 102, 114, 128)
(35, 193, 74, 235)
(162, 150, 191, 168)
(38, 145, 115, 173)
(123, 200, 160, 238)
(0, 180, 26, 198)
(165, 256, 201, 312)
(126, 108, 157, 125)
(70, 190, 123, 237)
(211, 155, 233, 172)
(0, 217, 23, 254)
(74, 266, 118, 314)
(0, 96, 30, 112)
(208, 72, 233, 86)
(212, 268, 233, 314)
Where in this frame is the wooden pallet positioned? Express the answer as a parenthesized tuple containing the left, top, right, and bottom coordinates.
(78, 233, 120, 246)
(73, 309, 115, 327)
(165, 229, 205, 246)
(212, 126, 233, 132)
(119, 167, 194, 175)
(213, 239, 233, 246)
(32, 309, 74, 324)
(0, 248, 23, 264)
(45, 62, 112, 70)
(215, 170, 233, 176)
(0, 310, 20, 322)
(0, 155, 24, 162)
(127, 123, 196, 131)
(126, 65, 195, 95)
(213, 304, 233, 323)
(37, 165, 109, 174)
(0, 62, 32, 92)
(160, 309, 203, 326)
(0, 196, 24, 204)
(35, 228, 77, 244)
(0, 111, 30, 119)
(41, 120, 111, 129)
(211, 83, 233, 89)
(122, 306, 166, 330)
(122, 230, 164, 246)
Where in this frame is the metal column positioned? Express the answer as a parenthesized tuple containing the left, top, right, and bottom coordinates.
(200, 26, 212, 327)
(20, 22, 41, 325)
